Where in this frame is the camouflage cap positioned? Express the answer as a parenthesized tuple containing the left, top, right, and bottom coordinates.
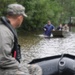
(7, 3, 27, 17)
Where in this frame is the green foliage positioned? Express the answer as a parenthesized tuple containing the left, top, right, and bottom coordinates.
(0, 0, 16, 16)
(20, 0, 63, 31)
(1, 0, 75, 31)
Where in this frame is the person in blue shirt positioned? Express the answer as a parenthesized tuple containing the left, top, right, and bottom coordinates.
(44, 20, 55, 37)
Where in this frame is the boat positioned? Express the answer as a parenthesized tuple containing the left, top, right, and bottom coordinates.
(38, 31, 70, 38)
(51, 30, 70, 37)
(28, 54, 75, 75)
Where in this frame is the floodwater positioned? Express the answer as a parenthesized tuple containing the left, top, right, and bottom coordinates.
(19, 31, 75, 75)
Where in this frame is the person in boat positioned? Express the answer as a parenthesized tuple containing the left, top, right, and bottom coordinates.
(0, 3, 27, 75)
(44, 20, 55, 37)
(56, 24, 63, 31)
(63, 24, 69, 32)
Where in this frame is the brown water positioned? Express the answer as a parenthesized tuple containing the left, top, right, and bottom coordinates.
(18, 32, 75, 75)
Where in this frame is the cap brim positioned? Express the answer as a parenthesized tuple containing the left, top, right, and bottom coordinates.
(23, 13, 27, 17)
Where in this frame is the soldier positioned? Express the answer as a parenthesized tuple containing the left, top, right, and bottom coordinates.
(0, 3, 27, 75)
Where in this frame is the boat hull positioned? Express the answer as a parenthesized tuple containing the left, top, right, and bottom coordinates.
(51, 31, 69, 37)
(28, 54, 75, 75)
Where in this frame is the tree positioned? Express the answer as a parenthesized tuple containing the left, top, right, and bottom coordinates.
(0, 0, 16, 16)
(1, 0, 75, 31)
(20, 0, 63, 31)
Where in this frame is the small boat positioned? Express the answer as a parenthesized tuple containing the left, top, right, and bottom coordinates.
(28, 54, 75, 75)
(51, 30, 70, 37)
(37, 31, 70, 38)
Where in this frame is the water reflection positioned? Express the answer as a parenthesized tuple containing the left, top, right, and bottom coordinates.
(19, 32, 75, 75)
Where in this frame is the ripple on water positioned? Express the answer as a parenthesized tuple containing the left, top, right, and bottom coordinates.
(19, 32, 75, 74)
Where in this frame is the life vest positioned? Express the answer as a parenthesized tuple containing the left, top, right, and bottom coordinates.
(0, 17, 21, 63)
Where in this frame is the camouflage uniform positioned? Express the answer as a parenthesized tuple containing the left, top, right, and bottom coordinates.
(0, 3, 27, 75)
